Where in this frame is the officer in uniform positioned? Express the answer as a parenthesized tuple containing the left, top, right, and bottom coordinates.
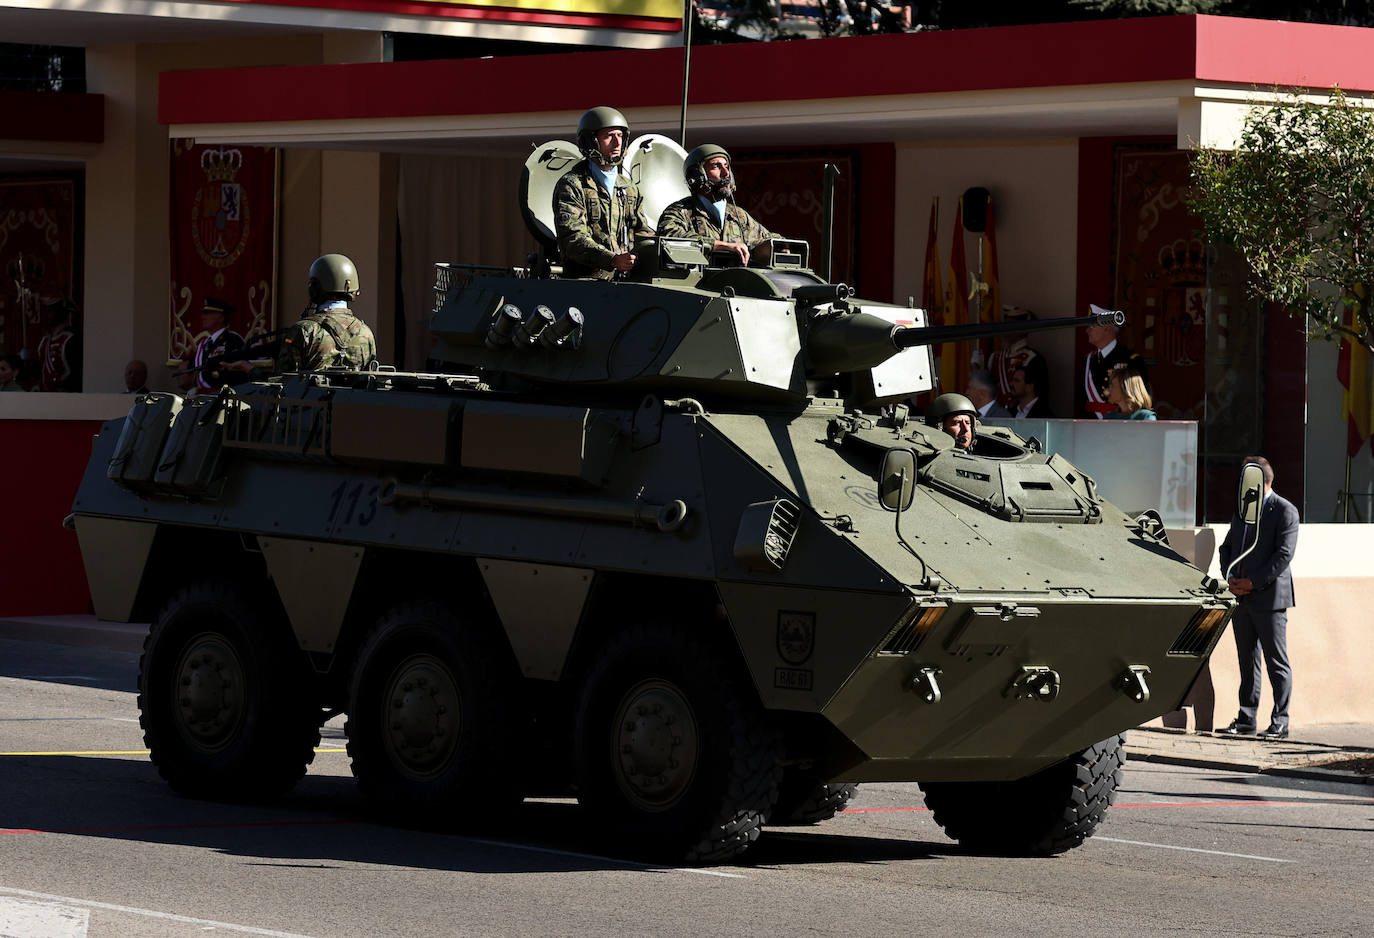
(657, 144, 781, 266)
(553, 106, 654, 280)
(279, 254, 378, 371)
(1083, 304, 1147, 417)
(927, 393, 979, 452)
(190, 298, 246, 394)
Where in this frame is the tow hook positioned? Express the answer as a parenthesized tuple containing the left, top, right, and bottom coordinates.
(1006, 665, 1061, 702)
(910, 666, 942, 704)
(1117, 665, 1151, 702)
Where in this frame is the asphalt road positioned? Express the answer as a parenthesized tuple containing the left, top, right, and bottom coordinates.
(2, 637, 1371, 938)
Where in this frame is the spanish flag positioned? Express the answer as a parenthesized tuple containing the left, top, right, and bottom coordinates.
(1337, 286, 1373, 457)
(942, 198, 971, 395)
(922, 197, 943, 320)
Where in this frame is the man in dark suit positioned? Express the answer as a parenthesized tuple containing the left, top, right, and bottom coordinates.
(1010, 358, 1054, 418)
(1217, 455, 1299, 740)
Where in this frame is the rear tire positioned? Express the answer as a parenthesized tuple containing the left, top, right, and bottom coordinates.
(574, 622, 783, 864)
(345, 600, 521, 824)
(138, 580, 320, 800)
(771, 777, 860, 826)
(919, 734, 1125, 855)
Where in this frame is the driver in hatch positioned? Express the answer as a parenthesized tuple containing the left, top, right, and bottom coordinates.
(927, 393, 979, 452)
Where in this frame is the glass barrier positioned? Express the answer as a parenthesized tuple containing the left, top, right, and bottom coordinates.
(982, 418, 1199, 529)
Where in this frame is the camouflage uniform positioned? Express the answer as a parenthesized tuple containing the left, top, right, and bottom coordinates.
(278, 307, 377, 372)
(553, 159, 654, 280)
(656, 196, 779, 255)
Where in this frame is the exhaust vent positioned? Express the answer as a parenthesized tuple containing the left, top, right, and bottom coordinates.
(733, 499, 801, 573)
(1169, 607, 1230, 656)
(877, 604, 946, 656)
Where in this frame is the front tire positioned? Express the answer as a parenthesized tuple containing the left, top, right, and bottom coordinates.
(574, 622, 783, 864)
(138, 580, 320, 800)
(345, 600, 521, 824)
(919, 734, 1125, 855)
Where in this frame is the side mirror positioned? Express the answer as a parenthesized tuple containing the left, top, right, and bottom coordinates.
(1237, 462, 1265, 523)
(879, 447, 917, 512)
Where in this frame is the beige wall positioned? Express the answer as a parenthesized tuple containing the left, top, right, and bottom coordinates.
(893, 138, 1081, 411)
(1160, 523, 1374, 729)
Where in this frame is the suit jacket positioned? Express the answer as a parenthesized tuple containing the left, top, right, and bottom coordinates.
(1218, 491, 1299, 610)
(1018, 397, 1054, 418)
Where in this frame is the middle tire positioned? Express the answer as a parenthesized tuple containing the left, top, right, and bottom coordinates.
(346, 599, 521, 824)
(574, 622, 783, 864)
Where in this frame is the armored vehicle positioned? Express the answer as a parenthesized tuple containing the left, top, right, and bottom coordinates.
(70, 135, 1231, 864)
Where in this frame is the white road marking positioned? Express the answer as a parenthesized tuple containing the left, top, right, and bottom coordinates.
(0, 895, 89, 938)
(0, 888, 314, 937)
(463, 836, 748, 879)
(1096, 836, 1292, 863)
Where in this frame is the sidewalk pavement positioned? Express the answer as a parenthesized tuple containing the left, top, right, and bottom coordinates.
(4, 614, 1372, 784)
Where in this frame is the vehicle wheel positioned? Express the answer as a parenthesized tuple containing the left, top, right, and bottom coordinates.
(770, 776, 860, 826)
(919, 734, 1125, 855)
(345, 600, 520, 823)
(138, 580, 320, 800)
(574, 622, 783, 864)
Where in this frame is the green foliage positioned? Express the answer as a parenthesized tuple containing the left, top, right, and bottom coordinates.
(1190, 89, 1374, 350)
(1069, 0, 1227, 13)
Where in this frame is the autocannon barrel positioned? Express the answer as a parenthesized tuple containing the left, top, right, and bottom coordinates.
(806, 308, 1124, 375)
(890, 308, 1125, 351)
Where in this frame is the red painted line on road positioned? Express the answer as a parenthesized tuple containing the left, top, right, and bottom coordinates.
(843, 799, 1374, 815)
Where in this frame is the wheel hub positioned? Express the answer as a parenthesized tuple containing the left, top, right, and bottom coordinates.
(173, 633, 245, 752)
(382, 654, 460, 780)
(612, 679, 699, 811)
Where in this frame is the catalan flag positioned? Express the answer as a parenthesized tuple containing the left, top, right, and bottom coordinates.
(1337, 286, 1373, 457)
(942, 197, 971, 395)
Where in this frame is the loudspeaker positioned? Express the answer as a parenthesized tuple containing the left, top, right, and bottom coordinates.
(962, 187, 990, 233)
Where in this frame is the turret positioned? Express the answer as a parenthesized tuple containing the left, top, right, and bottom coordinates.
(426, 255, 1123, 407)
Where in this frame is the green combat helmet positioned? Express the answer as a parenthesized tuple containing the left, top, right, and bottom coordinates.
(926, 392, 977, 427)
(308, 254, 361, 303)
(683, 143, 731, 190)
(576, 106, 629, 166)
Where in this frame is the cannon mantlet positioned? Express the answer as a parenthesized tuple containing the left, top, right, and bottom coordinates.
(427, 259, 1123, 407)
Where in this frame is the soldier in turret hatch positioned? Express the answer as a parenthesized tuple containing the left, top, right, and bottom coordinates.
(926, 393, 979, 452)
(553, 106, 655, 280)
(657, 144, 782, 267)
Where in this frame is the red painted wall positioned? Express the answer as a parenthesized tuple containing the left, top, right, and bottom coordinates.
(0, 421, 99, 616)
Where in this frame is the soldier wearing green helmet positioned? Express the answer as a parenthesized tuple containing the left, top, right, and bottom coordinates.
(656, 143, 782, 266)
(552, 106, 654, 280)
(279, 253, 377, 372)
(926, 392, 979, 451)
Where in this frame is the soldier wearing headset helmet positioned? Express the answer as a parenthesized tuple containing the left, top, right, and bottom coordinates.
(657, 144, 782, 266)
(926, 392, 979, 452)
(553, 106, 655, 280)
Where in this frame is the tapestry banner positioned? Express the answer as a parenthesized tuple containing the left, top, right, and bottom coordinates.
(168, 140, 277, 366)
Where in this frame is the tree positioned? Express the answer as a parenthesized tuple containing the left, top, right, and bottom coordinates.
(1190, 89, 1374, 352)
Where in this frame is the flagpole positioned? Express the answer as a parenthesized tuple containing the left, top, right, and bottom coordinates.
(1343, 452, 1352, 523)
(679, 0, 693, 146)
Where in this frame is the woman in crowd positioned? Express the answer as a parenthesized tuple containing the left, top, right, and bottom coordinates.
(1105, 366, 1156, 420)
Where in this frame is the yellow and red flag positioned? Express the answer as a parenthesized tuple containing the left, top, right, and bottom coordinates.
(922, 197, 943, 320)
(1337, 287, 1373, 457)
(942, 198, 971, 394)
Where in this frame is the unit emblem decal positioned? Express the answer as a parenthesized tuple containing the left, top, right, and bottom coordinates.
(776, 610, 815, 665)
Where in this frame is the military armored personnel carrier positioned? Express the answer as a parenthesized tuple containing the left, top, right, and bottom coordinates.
(70, 134, 1232, 864)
